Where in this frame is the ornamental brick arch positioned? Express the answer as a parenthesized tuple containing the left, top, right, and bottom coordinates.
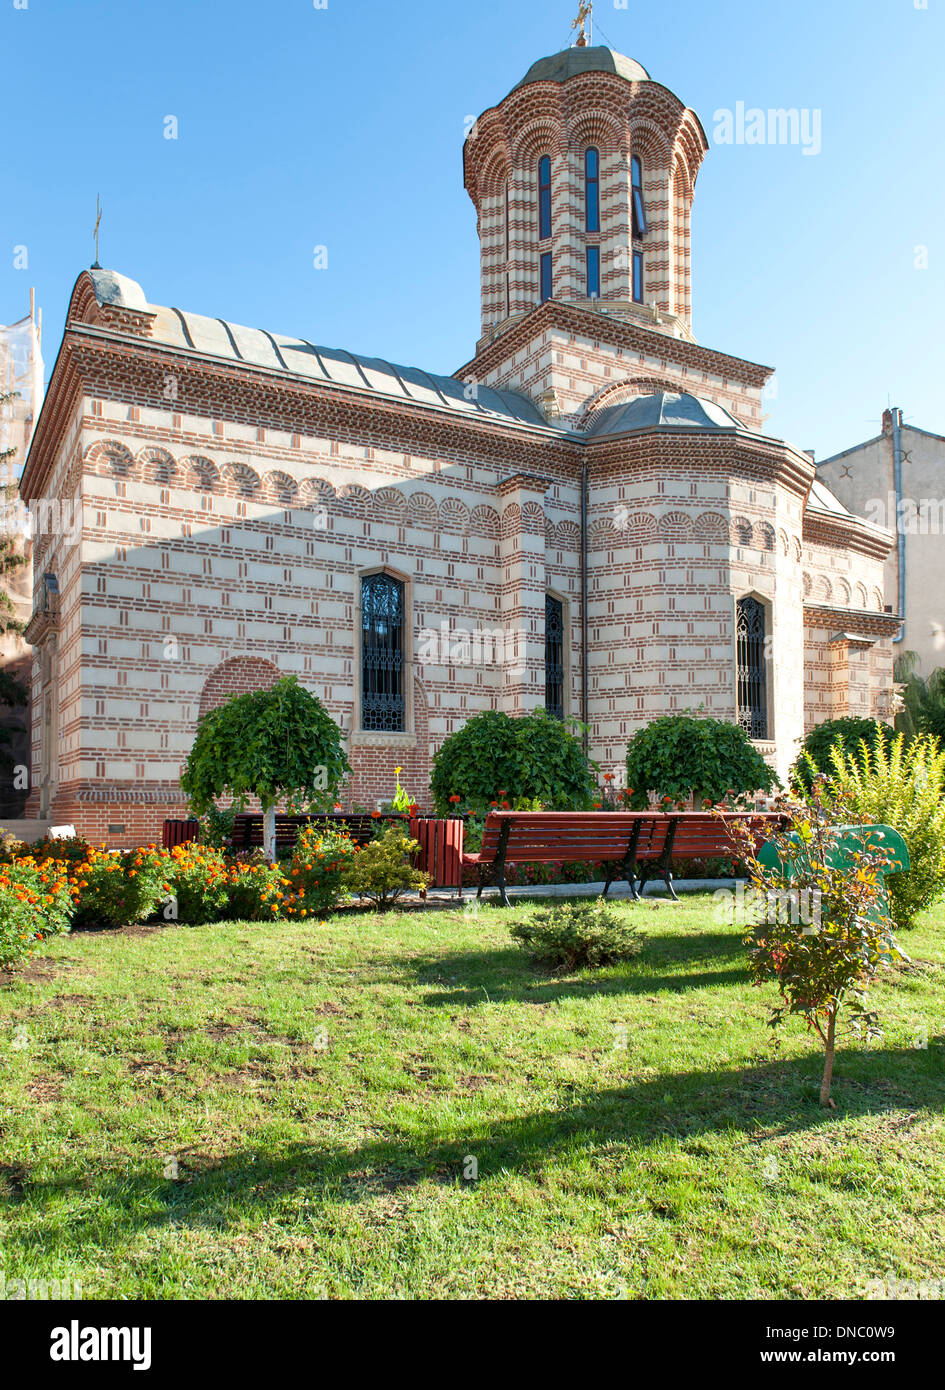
(137, 445, 177, 486)
(86, 439, 135, 478)
(198, 657, 282, 721)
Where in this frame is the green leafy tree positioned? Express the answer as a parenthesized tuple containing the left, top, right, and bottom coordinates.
(624, 714, 777, 810)
(727, 796, 908, 1107)
(894, 651, 945, 748)
(180, 676, 350, 860)
(430, 708, 595, 816)
(821, 733, 945, 930)
(791, 717, 895, 793)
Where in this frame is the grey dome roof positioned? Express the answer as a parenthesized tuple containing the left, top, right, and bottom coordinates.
(586, 391, 744, 437)
(514, 46, 650, 90)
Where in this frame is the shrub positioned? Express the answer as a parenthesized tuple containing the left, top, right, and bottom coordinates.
(70, 845, 168, 929)
(198, 805, 237, 850)
(792, 717, 895, 793)
(820, 734, 945, 930)
(624, 714, 778, 809)
(510, 897, 644, 972)
(223, 856, 285, 921)
(267, 824, 361, 918)
(342, 826, 429, 908)
(431, 709, 595, 816)
(0, 858, 74, 968)
(726, 796, 907, 1107)
(162, 842, 232, 925)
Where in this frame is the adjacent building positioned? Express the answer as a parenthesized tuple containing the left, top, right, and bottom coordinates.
(817, 408, 945, 677)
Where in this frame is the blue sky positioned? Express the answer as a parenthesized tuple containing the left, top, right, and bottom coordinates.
(2, 0, 942, 460)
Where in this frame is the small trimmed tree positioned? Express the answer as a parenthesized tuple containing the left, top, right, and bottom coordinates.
(727, 793, 907, 1107)
(430, 708, 595, 815)
(624, 714, 777, 810)
(181, 676, 350, 860)
(791, 717, 895, 794)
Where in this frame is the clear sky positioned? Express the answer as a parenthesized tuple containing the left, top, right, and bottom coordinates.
(2, 0, 943, 461)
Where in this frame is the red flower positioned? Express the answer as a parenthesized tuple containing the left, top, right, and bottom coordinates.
(489, 801, 498, 808)
(592, 802, 602, 809)
(449, 795, 461, 804)
(603, 772, 614, 782)
(501, 800, 511, 810)
(371, 810, 381, 818)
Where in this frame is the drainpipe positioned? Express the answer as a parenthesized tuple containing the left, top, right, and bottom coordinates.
(890, 407, 906, 643)
(580, 458, 589, 752)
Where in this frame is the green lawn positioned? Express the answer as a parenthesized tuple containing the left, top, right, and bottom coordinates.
(1, 893, 944, 1300)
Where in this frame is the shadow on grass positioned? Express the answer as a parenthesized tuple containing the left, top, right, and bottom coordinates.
(7, 1045, 942, 1251)
(388, 931, 751, 1006)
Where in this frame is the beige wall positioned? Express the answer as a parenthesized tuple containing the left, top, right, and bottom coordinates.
(817, 423, 945, 677)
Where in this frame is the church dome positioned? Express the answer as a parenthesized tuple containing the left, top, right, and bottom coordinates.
(585, 391, 744, 437)
(513, 45, 650, 91)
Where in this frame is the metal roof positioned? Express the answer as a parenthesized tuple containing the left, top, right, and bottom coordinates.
(514, 46, 650, 91)
(585, 391, 744, 437)
(85, 269, 547, 429)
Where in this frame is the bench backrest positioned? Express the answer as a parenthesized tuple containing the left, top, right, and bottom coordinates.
(477, 812, 667, 864)
(231, 812, 407, 851)
(477, 811, 784, 865)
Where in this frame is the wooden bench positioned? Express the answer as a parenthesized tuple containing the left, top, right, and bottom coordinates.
(230, 812, 408, 855)
(465, 810, 784, 906)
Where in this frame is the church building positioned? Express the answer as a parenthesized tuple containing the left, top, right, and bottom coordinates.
(19, 36, 899, 844)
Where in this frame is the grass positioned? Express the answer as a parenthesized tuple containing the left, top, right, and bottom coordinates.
(1, 892, 944, 1300)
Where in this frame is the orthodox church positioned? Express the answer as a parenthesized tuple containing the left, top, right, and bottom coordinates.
(20, 32, 898, 844)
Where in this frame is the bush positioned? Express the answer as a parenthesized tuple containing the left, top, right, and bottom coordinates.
(726, 796, 907, 1106)
(792, 717, 896, 794)
(268, 824, 361, 918)
(222, 855, 285, 921)
(510, 897, 644, 972)
(431, 709, 595, 816)
(0, 858, 74, 968)
(624, 714, 778, 809)
(820, 733, 945, 930)
(342, 826, 429, 908)
(70, 845, 168, 929)
(162, 843, 232, 925)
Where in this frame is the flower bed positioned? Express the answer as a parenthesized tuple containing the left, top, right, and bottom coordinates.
(0, 819, 427, 968)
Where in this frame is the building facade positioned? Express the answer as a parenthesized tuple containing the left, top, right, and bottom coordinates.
(20, 43, 899, 845)
(816, 408, 945, 678)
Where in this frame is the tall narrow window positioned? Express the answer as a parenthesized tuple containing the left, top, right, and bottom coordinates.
(538, 155, 552, 240)
(584, 147, 600, 232)
(504, 181, 511, 318)
(631, 155, 648, 237)
(361, 573, 405, 732)
(586, 245, 600, 299)
(545, 595, 564, 719)
(736, 596, 769, 739)
(632, 250, 644, 303)
(540, 251, 553, 302)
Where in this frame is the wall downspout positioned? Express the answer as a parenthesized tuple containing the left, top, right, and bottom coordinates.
(891, 406, 906, 644)
(580, 458, 589, 753)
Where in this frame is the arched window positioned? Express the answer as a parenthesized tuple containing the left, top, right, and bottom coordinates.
(538, 155, 552, 240)
(631, 155, 648, 237)
(545, 595, 565, 719)
(736, 596, 769, 739)
(361, 573, 405, 732)
(585, 147, 600, 232)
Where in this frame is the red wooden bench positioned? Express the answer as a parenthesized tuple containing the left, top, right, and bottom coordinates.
(464, 810, 784, 906)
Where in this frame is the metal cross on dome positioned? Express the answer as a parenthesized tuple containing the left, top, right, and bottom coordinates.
(572, 0, 593, 47)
